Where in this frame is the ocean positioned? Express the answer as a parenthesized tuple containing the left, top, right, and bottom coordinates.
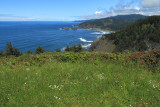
(0, 21, 109, 53)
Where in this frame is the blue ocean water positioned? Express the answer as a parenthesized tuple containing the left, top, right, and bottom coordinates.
(0, 21, 108, 52)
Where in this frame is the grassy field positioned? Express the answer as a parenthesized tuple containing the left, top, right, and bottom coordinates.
(0, 51, 160, 106)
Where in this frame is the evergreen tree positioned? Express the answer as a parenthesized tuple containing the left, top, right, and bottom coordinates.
(64, 46, 70, 52)
(77, 44, 83, 52)
(5, 42, 21, 57)
(0, 51, 4, 57)
(35, 46, 46, 54)
(27, 50, 32, 54)
(55, 48, 61, 52)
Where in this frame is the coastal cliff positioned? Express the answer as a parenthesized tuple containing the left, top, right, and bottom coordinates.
(89, 36, 115, 52)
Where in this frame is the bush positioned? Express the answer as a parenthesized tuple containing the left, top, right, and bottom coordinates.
(35, 46, 46, 54)
(27, 50, 32, 54)
(64, 46, 70, 52)
(55, 48, 61, 52)
(0, 51, 5, 57)
(64, 44, 83, 52)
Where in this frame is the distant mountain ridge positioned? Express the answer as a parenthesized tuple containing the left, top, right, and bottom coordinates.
(89, 16, 160, 53)
(78, 14, 147, 31)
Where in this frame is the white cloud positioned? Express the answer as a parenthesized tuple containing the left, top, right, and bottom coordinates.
(78, 0, 160, 20)
(79, 6, 160, 20)
(141, 0, 160, 8)
(95, 11, 102, 15)
(134, 6, 141, 11)
(79, 6, 143, 20)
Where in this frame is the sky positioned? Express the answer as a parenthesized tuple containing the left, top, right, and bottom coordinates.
(0, 0, 160, 21)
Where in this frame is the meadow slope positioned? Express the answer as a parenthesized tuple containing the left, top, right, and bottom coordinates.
(0, 51, 160, 106)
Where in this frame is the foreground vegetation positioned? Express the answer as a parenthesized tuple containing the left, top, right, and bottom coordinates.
(0, 49, 160, 106)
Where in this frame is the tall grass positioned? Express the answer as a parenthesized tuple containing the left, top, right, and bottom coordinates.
(0, 60, 160, 106)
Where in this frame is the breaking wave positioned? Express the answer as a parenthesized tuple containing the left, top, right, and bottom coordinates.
(79, 38, 93, 42)
(82, 44, 91, 48)
(91, 31, 109, 35)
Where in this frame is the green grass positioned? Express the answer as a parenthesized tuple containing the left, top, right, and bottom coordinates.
(0, 59, 160, 106)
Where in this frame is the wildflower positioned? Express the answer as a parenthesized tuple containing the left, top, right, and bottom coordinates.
(50, 84, 63, 90)
(54, 96, 60, 100)
(153, 84, 156, 89)
(97, 73, 105, 80)
(85, 77, 88, 80)
(26, 68, 30, 71)
(54, 85, 58, 89)
(115, 80, 119, 83)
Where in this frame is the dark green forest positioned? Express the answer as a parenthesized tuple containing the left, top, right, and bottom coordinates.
(78, 14, 147, 31)
(105, 16, 160, 52)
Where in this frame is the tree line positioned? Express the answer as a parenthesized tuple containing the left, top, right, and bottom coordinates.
(0, 42, 84, 57)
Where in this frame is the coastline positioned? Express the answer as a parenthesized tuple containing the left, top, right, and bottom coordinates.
(89, 28, 115, 34)
(76, 27, 114, 51)
(77, 26, 115, 34)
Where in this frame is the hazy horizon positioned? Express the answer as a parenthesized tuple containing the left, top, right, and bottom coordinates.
(0, 0, 160, 21)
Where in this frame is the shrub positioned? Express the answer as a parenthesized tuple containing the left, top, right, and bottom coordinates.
(0, 51, 5, 57)
(35, 46, 46, 54)
(64, 45, 83, 52)
(27, 50, 32, 54)
(64, 46, 70, 52)
(55, 48, 61, 52)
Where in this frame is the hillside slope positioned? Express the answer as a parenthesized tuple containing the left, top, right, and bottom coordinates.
(89, 16, 160, 53)
(78, 14, 147, 31)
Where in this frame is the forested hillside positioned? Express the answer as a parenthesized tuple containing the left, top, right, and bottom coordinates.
(78, 14, 147, 31)
(89, 16, 160, 52)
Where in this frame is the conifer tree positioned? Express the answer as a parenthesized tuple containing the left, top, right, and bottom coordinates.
(5, 42, 21, 57)
(35, 46, 46, 54)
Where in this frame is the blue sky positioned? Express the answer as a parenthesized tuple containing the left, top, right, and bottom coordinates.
(0, 0, 160, 21)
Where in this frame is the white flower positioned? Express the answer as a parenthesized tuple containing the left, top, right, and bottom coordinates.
(26, 68, 30, 71)
(149, 80, 152, 84)
(153, 84, 156, 88)
(97, 73, 105, 80)
(50, 85, 63, 90)
(54, 96, 60, 100)
(54, 85, 58, 89)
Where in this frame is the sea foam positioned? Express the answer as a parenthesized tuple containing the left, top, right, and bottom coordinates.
(91, 31, 109, 35)
(79, 38, 93, 42)
(82, 44, 92, 48)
